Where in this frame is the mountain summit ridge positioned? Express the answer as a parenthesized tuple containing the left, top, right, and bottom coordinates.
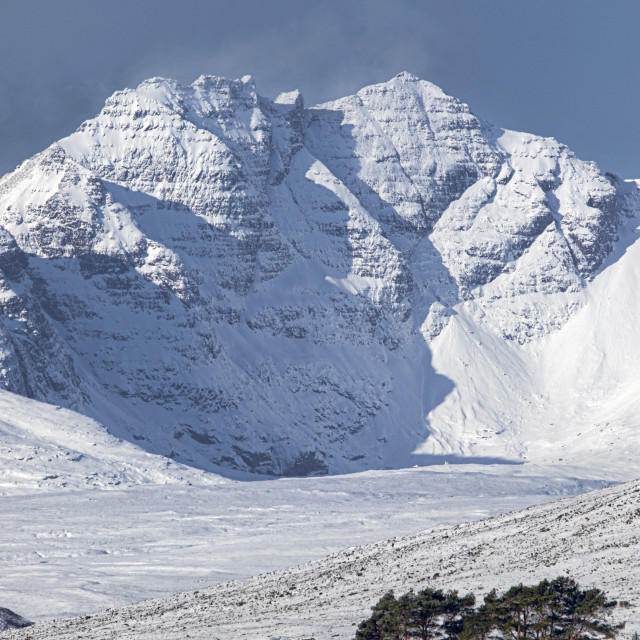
(0, 73, 637, 476)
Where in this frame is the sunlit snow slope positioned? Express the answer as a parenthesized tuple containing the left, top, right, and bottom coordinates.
(0, 72, 638, 476)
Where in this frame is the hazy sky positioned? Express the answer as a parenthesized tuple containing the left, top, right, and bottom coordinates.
(1, 0, 639, 177)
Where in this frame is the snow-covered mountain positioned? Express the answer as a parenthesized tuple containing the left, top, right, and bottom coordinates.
(6, 477, 640, 640)
(0, 72, 638, 476)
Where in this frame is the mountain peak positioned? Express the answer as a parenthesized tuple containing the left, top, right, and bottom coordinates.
(136, 76, 178, 90)
(0, 71, 637, 478)
(191, 73, 256, 91)
(274, 89, 304, 109)
(352, 71, 451, 105)
(393, 70, 421, 82)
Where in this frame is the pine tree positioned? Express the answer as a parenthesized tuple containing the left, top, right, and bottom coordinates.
(493, 581, 546, 640)
(543, 576, 622, 640)
(353, 578, 623, 640)
(355, 591, 409, 640)
(413, 588, 447, 640)
(442, 591, 476, 640)
(461, 593, 499, 640)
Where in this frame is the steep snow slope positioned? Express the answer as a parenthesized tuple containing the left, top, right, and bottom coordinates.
(421, 182, 640, 468)
(7, 478, 639, 640)
(0, 72, 636, 476)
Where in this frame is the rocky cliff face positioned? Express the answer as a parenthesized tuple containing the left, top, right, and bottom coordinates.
(0, 72, 636, 476)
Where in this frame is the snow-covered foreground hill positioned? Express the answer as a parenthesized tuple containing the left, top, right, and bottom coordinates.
(5, 477, 639, 640)
(0, 389, 619, 624)
(0, 71, 638, 476)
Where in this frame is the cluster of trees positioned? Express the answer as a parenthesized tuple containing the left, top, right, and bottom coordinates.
(355, 577, 624, 640)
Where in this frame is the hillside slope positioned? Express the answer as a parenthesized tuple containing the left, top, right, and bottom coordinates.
(0, 389, 220, 494)
(7, 477, 639, 640)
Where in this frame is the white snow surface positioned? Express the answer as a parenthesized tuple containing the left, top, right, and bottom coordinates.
(4, 472, 640, 640)
(0, 389, 622, 625)
(0, 72, 637, 476)
(0, 390, 219, 493)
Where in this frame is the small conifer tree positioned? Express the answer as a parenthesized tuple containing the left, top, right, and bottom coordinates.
(353, 578, 623, 640)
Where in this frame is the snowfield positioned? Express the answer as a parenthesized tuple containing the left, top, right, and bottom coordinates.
(0, 390, 617, 624)
(4, 476, 639, 640)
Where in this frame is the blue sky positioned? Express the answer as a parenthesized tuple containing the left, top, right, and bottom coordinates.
(1, 0, 638, 177)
